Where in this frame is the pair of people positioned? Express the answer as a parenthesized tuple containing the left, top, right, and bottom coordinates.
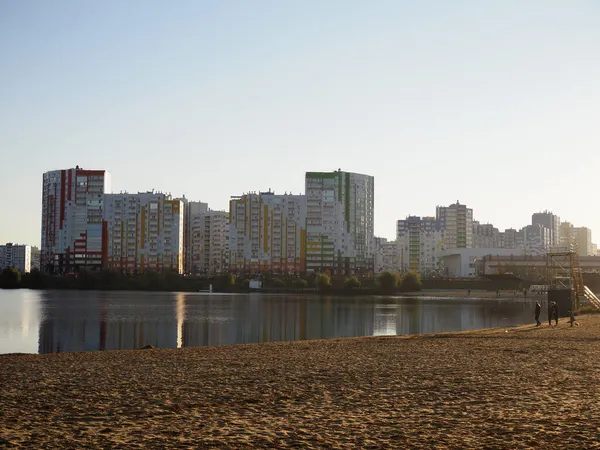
(534, 301, 559, 326)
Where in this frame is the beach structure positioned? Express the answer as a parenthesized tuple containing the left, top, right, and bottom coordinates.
(546, 246, 600, 315)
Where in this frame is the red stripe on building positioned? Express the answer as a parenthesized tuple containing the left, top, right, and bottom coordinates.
(67, 169, 73, 201)
(76, 169, 105, 177)
(59, 170, 66, 230)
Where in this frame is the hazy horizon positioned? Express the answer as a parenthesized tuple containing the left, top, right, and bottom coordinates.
(1, 1, 599, 246)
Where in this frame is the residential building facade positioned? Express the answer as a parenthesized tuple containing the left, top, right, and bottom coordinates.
(305, 170, 374, 274)
(30, 246, 40, 271)
(374, 240, 401, 274)
(519, 224, 551, 255)
(179, 198, 209, 274)
(559, 222, 575, 249)
(436, 201, 473, 249)
(396, 216, 444, 275)
(200, 210, 228, 274)
(574, 227, 593, 256)
(473, 221, 501, 248)
(0, 243, 31, 274)
(228, 191, 306, 274)
(499, 228, 518, 249)
(41, 166, 111, 273)
(532, 211, 560, 247)
(103, 192, 184, 273)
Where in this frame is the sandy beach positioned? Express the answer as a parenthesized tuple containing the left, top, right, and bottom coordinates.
(2, 316, 600, 449)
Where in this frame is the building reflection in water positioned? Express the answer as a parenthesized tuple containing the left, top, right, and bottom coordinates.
(38, 291, 179, 353)
(35, 291, 532, 354)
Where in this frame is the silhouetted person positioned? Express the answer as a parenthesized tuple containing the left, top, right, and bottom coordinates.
(548, 301, 559, 326)
(535, 302, 541, 326)
(567, 310, 579, 327)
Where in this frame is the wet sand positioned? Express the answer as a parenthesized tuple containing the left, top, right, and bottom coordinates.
(2, 316, 600, 449)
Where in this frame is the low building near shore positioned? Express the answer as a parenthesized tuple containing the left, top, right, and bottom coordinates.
(439, 248, 526, 277)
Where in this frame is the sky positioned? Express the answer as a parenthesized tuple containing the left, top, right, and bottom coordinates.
(1, 0, 599, 246)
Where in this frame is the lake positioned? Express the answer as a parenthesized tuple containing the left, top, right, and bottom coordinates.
(0, 290, 535, 354)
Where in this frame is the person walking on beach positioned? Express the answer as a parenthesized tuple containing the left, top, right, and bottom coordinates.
(548, 301, 559, 326)
(567, 310, 579, 327)
(534, 301, 541, 326)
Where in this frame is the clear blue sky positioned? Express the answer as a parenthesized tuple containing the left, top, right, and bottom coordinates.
(1, 0, 599, 246)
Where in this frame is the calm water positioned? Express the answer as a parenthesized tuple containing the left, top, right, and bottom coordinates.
(0, 290, 534, 354)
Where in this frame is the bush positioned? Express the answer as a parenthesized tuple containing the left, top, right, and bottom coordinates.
(398, 272, 423, 292)
(293, 278, 308, 288)
(214, 273, 236, 292)
(269, 278, 286, 288)
(315, 273, 332, 291)
(345, 276, 361, 289)
(377, 271, 398, 294)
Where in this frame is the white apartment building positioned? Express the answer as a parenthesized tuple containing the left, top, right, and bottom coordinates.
(201, 210, 228, 274)
(436, 201, 473, 249)
(41, 166, 111, 273)
(103, 192, 184, 273)
(0, 243, 31, 274)
(179, 198, 229, 275)
(228, 191, 307, 274)
(374, 241, 401, 274)
(396, 216, 444, 276)
(180, 198, 208, 274)
(305, 170, 374, 274)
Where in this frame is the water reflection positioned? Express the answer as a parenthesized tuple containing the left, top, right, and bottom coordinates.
(0, 291, 533, 354)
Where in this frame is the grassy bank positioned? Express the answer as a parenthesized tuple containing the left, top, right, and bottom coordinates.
(2, 316, 600, 448)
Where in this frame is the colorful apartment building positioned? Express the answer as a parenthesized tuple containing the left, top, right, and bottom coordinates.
(305, 170, 374, 274)
(103, 192, 184, 273)
(396, 216, 444, 276)
(228, 191, 306, 274)
(41, 166, 111, 273)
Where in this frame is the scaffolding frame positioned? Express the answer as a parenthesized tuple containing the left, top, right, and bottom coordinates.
(545, 246, 585, 312)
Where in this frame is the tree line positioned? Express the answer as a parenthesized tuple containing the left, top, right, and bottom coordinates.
(0, 267, 423, 295)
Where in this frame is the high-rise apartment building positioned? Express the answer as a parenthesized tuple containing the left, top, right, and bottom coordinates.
(180, 198, 209, 274)
(396, 216, 443, 275)
(103, 192, 184, 273)
(520, 224, 551, 255)
(0, 243, 31, 273)
(500, 228, 518, 249)
(305, 170, 374, 274)
(374, 241, 401, 274)
(30, 246, 40, 271)
(201, 210, 228, 274)
(574, 227, 593, 256)
(41, 167, 111, 273)
(472, 221, 501, 248)
(559, 222, 575, 248)
(532, 211, 560, 247)
(228, 191, 307, 274)
(436, 201, 473, 249)
(179, 198, 229, 275)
